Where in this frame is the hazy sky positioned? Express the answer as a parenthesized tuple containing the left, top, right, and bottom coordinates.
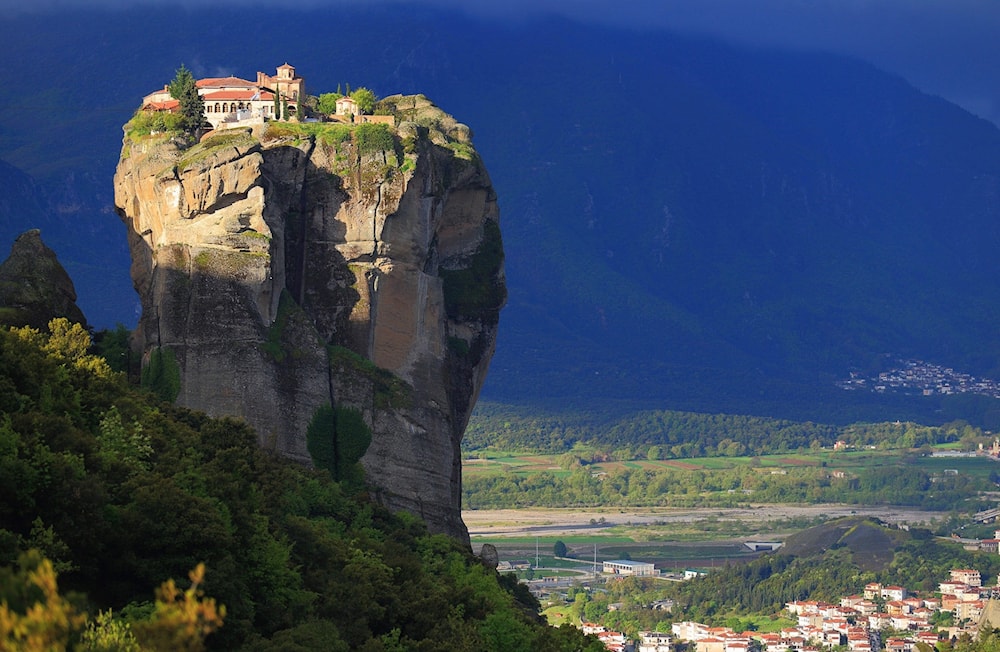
(4, 0, 999, 125)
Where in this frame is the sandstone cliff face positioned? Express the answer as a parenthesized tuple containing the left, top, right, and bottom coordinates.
(114, 96, 504, 541)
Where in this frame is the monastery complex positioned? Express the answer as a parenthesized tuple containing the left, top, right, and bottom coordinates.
(141, 63, 390, 131)
(143, 63, 306, 129)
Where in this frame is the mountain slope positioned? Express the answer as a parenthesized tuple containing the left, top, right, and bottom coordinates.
(0, 322, 601, 650)
(1, 7, 999, 423)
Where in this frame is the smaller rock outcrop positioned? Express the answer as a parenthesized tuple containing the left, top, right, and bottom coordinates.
(0, 229, 87, 329)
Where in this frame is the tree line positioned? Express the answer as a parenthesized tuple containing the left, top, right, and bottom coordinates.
(466, 401, 986, 459)
(0, 320, 603, 651)
(463, 463, 987, 510)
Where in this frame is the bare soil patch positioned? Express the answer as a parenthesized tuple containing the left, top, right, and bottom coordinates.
(463, 504, 946, 538)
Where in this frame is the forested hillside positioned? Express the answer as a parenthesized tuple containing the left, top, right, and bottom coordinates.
(571, 519, 1000, 636)
(0, 321, 601, 650)
(466, 402, 985, 456)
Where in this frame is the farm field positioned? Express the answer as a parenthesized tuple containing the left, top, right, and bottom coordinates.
(462, 447, 1000, 478)
(463, 446, 999, 567)
(464, 504, 949, 570)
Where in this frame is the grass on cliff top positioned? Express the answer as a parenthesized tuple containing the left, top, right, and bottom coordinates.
(328, 345, 413, 409)
(176, 130, 256, 172)
(124, 109, 185, 140)
(262, 121, 354, 146)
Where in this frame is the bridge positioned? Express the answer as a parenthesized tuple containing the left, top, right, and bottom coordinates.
(974, 506, 1000, 523)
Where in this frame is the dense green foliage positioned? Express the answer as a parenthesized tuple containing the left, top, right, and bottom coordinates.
(441, 221, 506, 322)
(463, 403, 999, 510)
(124, 110, 185, 140)
(140, 346, 180, 403)
(354, 122, 395, 154)
(306, 404, 370, 489)
(463, 459, 987, 509)
(328, 345, 412, 409)
(0, 322, 601, 650)
(317, 92, 342, 115)
(316, 86, 376, 116)
(466, 401, 983, 456)
(350, 88, 377, 114)
(168, 64, 204, 136)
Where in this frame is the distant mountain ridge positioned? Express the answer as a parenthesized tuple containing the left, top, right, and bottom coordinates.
(2, 6, 1000, 424)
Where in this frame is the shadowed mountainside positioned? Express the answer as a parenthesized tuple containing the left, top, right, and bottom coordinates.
(1, 7, 1000, 424)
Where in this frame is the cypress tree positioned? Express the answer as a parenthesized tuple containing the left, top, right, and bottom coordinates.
(168, 64, 204, 137)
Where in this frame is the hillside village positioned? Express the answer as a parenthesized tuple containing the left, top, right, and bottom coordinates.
(530, 543, 1000, 652)
(609, 566, 999, 652)
(839, 359, 1000, 400)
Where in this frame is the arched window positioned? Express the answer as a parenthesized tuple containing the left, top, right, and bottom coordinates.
(223, 103, 229, 113)
(214, 103, 220, 113)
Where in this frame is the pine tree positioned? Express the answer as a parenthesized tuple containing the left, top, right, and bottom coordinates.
(168, 64, 204, 137)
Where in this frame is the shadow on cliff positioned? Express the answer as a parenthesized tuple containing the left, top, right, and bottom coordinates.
(263, 144, 368, 352)
(119, 130, 499, 542)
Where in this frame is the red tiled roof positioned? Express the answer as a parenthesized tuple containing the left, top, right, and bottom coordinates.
(197, 76, 256, 89)
(144, 99, 179, 111)
(201, 89, 274, 101)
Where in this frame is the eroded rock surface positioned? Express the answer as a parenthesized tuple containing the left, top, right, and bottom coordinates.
(114, 96, 504, 541)
(0, 229, 87, 329)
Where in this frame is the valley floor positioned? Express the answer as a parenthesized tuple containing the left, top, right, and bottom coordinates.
(463, 504, 947, 538)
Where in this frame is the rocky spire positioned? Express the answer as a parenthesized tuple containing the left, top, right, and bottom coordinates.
(114, 96, 504, 542)
(0, 229, 87, 329)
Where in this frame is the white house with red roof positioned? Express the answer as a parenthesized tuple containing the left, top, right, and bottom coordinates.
(881, 585, 908, 601)
(142, 64, 305, 130)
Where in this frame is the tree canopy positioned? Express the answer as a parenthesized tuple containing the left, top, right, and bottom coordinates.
(350, 88, 376, 114)
(317, 92, 342, 115)
(0, 319, 601, 650)
(168, 64, 204, 136)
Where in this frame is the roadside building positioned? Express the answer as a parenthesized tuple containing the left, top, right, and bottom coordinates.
(603, 560, 657, 576)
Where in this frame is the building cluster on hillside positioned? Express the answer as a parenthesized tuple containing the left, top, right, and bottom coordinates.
(838, 359, 1000, 399)
(582, 622, 629, 651)
(582, 623, 671, 652)
(669, 568, 997, 652)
